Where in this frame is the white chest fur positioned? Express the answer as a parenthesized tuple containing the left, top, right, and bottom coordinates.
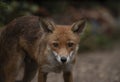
(41, 54, 73, 73)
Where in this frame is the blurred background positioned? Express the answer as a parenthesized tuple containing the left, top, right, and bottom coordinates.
(0, 0, 120, 82)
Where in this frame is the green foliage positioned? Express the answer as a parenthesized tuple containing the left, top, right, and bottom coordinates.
(0, 1, 38, 27)
(78, 22, 116, 53)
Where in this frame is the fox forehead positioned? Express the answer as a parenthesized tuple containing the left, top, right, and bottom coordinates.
(48, 25, 79, 43)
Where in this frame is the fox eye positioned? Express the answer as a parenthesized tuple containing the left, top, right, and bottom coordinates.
(67, 42, 74, 48)
(53, 42, 59, 48)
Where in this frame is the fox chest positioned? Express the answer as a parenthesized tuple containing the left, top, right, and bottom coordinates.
(41, 63, 73, 73)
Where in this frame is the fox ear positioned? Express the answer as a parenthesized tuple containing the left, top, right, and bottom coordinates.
(39, 18, 55, 33)
(71, 19, 86, 35)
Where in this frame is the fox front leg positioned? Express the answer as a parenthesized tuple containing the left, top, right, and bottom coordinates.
(63, 71, 73, 82)
(38, 69, 48, 82)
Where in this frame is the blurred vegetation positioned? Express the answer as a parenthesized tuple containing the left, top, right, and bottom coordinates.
(0, 0, 120, 52)
(0, 1, 39, 26)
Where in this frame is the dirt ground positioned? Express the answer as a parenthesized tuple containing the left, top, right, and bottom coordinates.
(16, 46, 120, 82)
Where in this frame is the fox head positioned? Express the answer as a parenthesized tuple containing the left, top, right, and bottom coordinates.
(39, 18, 86, 64)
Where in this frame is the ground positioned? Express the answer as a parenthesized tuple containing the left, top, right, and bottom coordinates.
(17, 45, 120, 82)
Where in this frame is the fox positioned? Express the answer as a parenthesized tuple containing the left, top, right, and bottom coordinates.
(0, 16, 86, 82)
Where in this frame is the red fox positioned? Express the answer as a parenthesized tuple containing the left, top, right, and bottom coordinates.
(0, 16, 86, 82)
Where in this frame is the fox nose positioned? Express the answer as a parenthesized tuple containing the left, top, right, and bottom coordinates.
(61, 57, 67, 63)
